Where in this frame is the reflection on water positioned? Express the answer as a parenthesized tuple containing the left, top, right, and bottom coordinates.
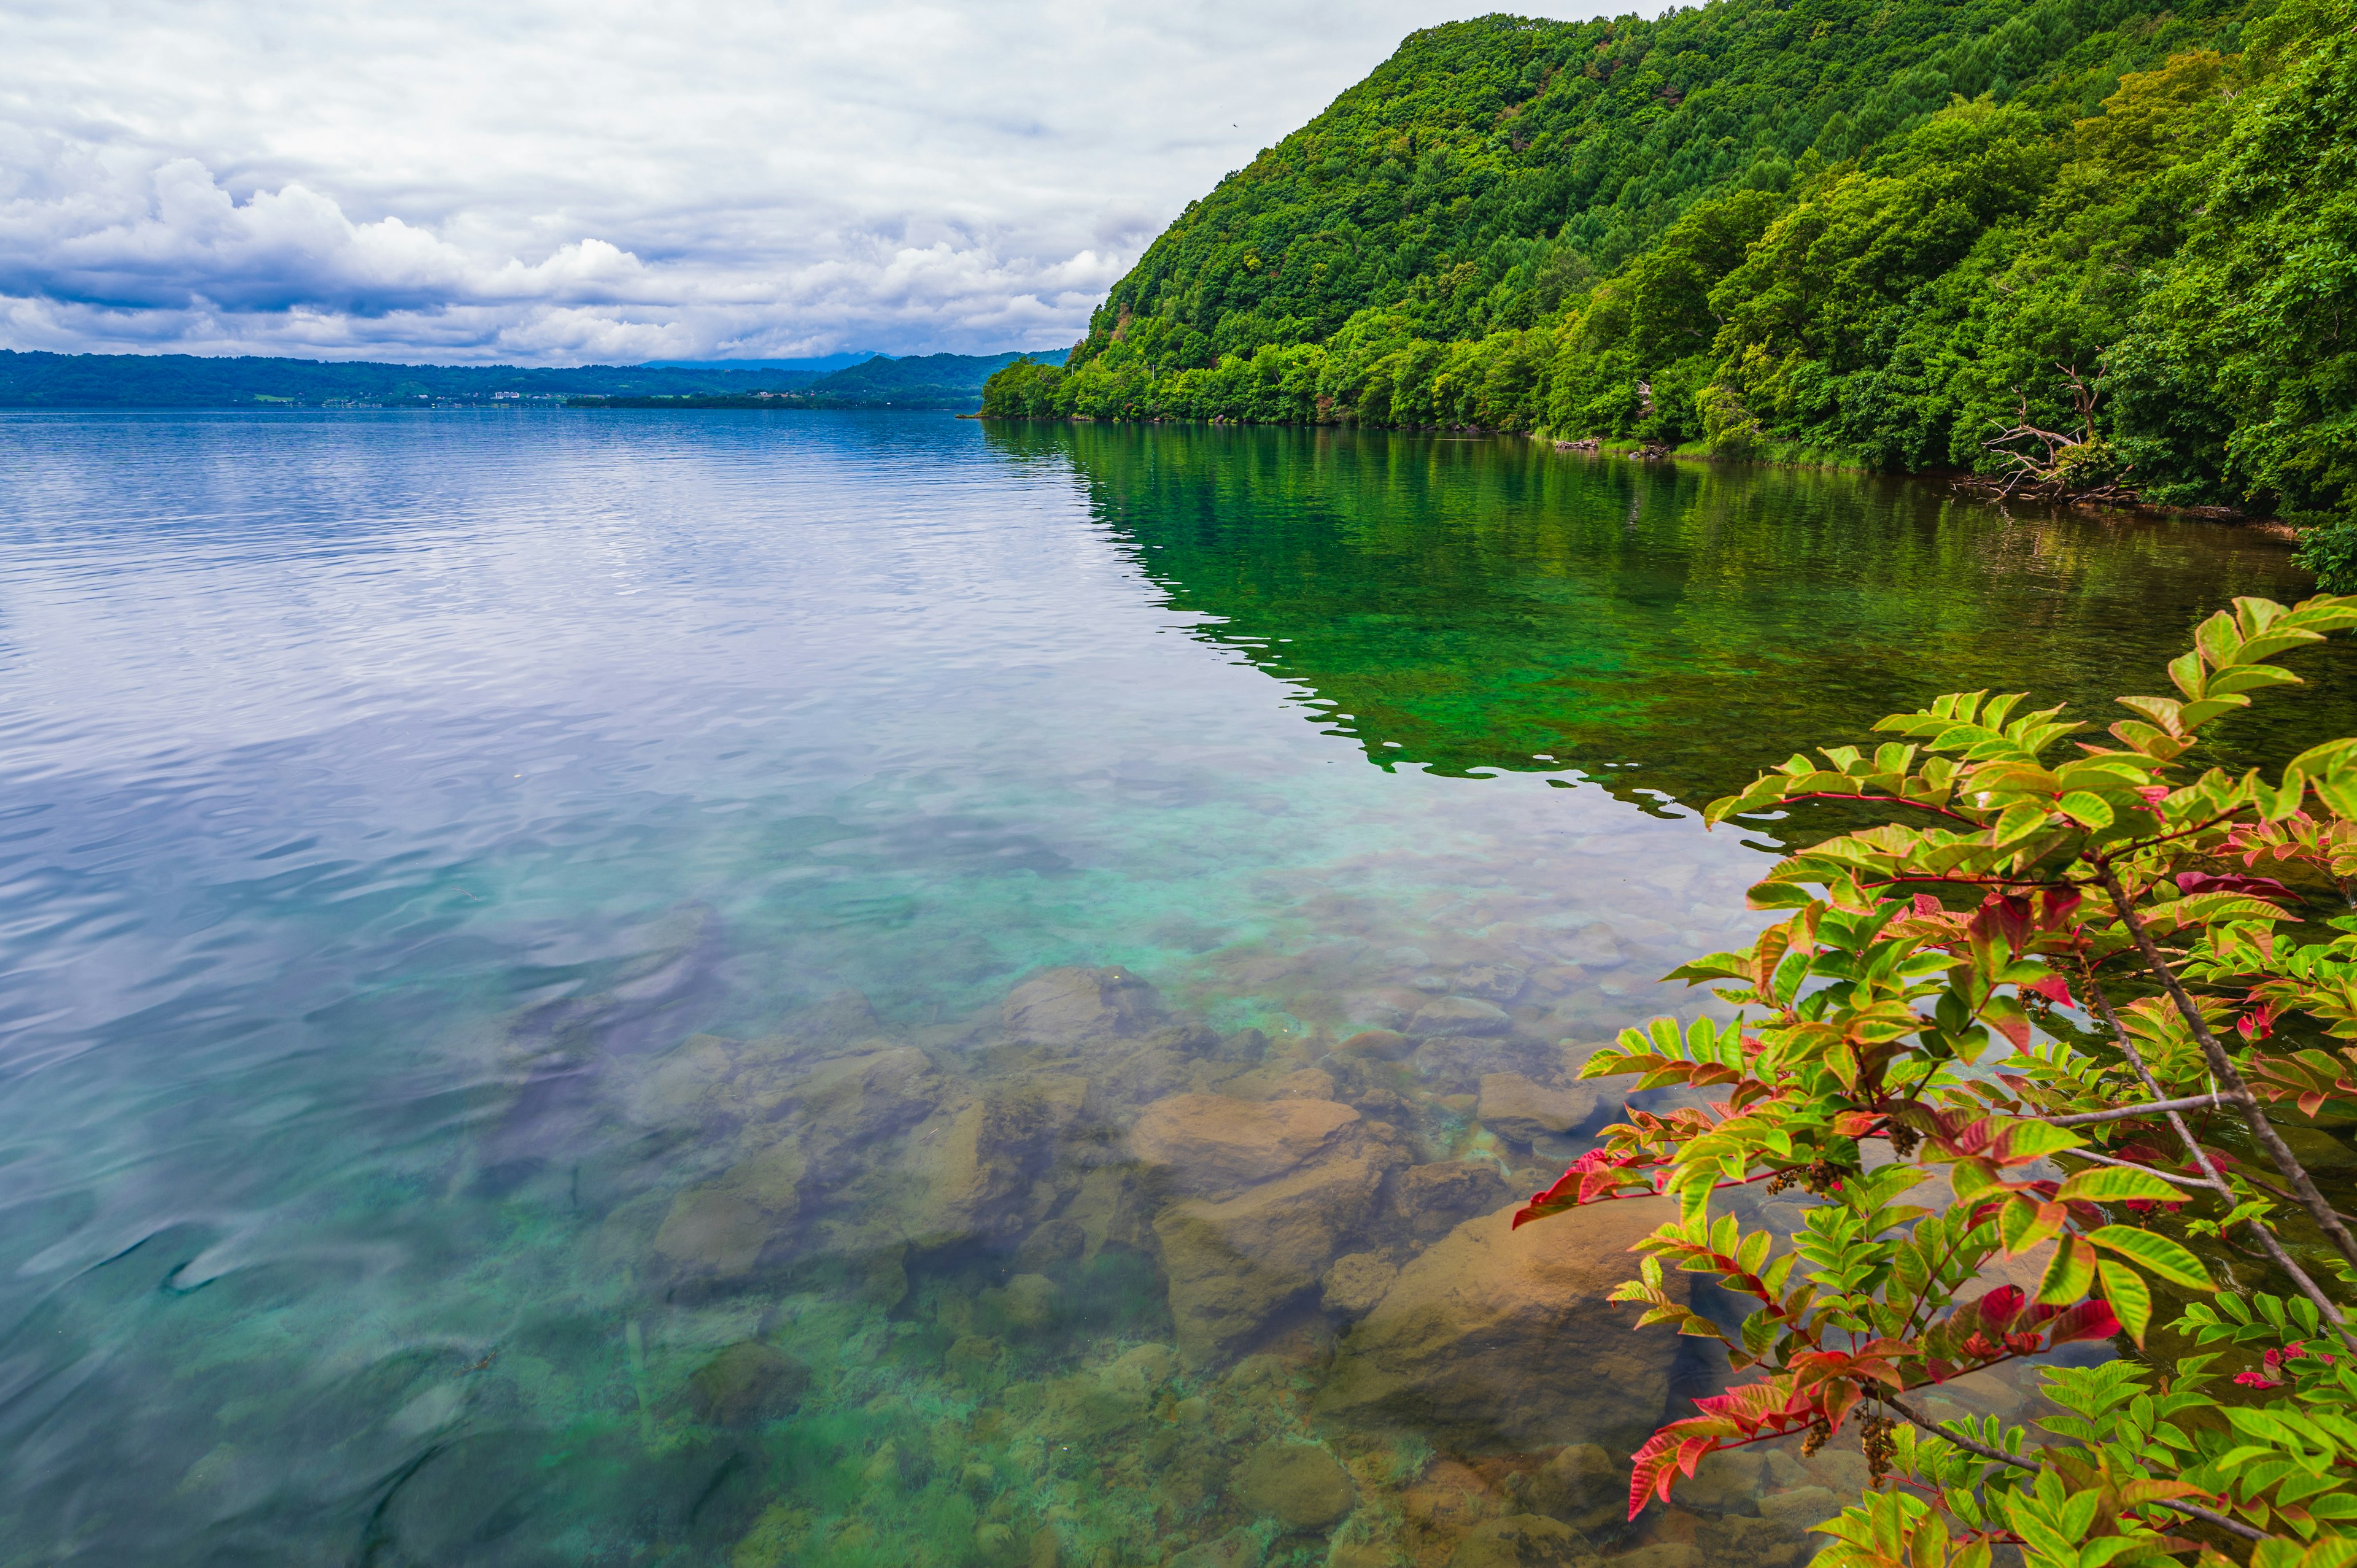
(0, 411, 2339, 1566)
(1011, 421, 2345, 808)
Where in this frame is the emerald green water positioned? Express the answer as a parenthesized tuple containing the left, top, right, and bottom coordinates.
(0, 411, 2342, 1567)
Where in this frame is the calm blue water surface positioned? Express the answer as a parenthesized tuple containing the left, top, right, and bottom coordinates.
(0, 410, 2342, 1566)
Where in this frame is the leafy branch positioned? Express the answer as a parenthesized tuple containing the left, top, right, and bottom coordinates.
(1518, 595, 2357, 1566)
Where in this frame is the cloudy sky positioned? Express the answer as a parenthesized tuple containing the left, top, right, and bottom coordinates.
(0, 1, 1620, 366)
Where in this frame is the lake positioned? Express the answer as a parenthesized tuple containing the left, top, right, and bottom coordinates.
(0, 410, 2342, 1567)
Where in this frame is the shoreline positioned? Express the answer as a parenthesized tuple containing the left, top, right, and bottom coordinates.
(971, 414, 2293, 533)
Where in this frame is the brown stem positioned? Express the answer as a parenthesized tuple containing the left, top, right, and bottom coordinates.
(2096, 862, 2357, 1275)
(2080, 968, 2357, 1353)
(2046, 1094, 2229, 1127)
(1878, 1394, 2270, 1543)
(2065, 1149, 2213, 1187)
(1771, 791, 1983, 825)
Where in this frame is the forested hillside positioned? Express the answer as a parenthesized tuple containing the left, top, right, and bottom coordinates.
(984, 0, 2356, 531)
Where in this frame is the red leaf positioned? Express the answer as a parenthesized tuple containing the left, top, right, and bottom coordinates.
(1975, 1286, 2026, 1329)
(1514, 1147, 1654, 1227)
(2044, 1300, 2121, 1347)
(1969, 894, 2034, 955)
(2176, 871, 2304, 907)
(2021, 973, 2075, 1008)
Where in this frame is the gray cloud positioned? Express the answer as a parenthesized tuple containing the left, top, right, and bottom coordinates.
(0, 0, 1618, 363)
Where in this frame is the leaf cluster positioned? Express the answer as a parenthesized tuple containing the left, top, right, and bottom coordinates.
(1518, 595, 2357, 1564)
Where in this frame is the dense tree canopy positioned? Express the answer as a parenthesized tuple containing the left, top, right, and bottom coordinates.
(985, 0, 2357, 529)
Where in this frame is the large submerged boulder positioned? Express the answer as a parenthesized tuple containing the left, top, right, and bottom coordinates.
(913, 1072, 1097, 1243)
(1409, 997, 1512, 1038)
(1477, 1074, 1601, 1145)
(1315, 1197, 1682, 1450)
(1131, 1094, 1361, 1195)
(1390, 1160, 1509, 1243)
(686, 1342, 810, 1427)
(1002, 965, 1163, 1045)
(1229, 1440, 1357, 1529)
(1155, 1157, 1384, 1364)
(1449, 1515, 1596, 1568)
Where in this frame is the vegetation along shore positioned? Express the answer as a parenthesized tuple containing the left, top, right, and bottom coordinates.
(981, 0, 2357, 571)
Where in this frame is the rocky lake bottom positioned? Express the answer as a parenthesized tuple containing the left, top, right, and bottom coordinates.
(527, 942, 2007, 1568)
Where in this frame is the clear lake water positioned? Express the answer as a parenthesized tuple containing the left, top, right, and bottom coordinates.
(0, 410, 2347, 1567)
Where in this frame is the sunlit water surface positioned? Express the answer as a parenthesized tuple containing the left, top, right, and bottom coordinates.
(0, 411, 2343, 1567)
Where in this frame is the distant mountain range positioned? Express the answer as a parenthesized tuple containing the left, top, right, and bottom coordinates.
(0, 348, 1070, 409)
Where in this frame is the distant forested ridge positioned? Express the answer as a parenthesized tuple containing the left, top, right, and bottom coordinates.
(0, 348, 1066, 409)
(984, 0, 2357, 527)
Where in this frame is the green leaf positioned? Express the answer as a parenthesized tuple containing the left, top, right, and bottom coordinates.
(1747, 879, 1817, 911)
(1993, 1120, 2084, 1163)
(2167, 648, 2206, 699)
(2037, 1234, 2097, 1305)
(2000, 1196, 2067, 1256)
(2054, 1167, 2184, 1204)
(2085, 1226, 2215, 1291)
(2099, 1257, 2152, 1346)
(2054, 790, 2115, 828)
(1662, 951, 1755, 983)
(1992, 802, 2048, 845)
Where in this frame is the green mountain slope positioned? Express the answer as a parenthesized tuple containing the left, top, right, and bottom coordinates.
(985, 0, 2356, 530)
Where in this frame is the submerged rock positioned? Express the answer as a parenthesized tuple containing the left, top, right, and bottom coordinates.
(652, 1187, 771, 1278)
(1757, 1486, 1838, 1530)
(1390, 1161, 1509, 1243)
(1524, 1443, 1624, 1534)
(686, 1342, 810, 1427)
(1060, 1164, 1156, 1258)
(1334, 1028, 1417, 1062)
(923, 1072, 1097, 1241)
(1453, 964, 1528, 1003)
(795, 1045, 939, 1135)
(1231, 1440, 1355, 1529)
(999, 1272, 1058, 1329)
(1014, 1217, 1087, 1270)
(1322, 1251, 1398, 1317)
(1409, 997, 1512, 1038)
(1697, 1515, 1809, 1568)
(778, 987, 881, 1044)
(629, 1033, 738, 1124)
(1168, 1528, 1266, 1568)
(1315, 1197, 1682, 1450)
(1415, 1035, 1554, 1091)
(1131, 1094, 1360, 1194)
(1155, 1157, 1383, 1364)
(1002, 965, 1163, 1045)
(1677, 1448, 1768, 1514)
(1477, 1075, 1601, 1145)
(1448, 1515, 1595, 1568)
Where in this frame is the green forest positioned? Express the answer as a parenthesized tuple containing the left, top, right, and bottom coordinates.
(982, 0, 2357, 535)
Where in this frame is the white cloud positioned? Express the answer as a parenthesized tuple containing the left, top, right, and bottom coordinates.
(0, 0, 1624, 363)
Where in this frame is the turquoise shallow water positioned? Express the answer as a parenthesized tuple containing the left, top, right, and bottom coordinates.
(0, 410, 2346, 1567)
